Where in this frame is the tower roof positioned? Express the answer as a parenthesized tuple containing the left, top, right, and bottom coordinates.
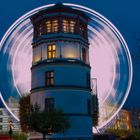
(31, 3, 89, 21)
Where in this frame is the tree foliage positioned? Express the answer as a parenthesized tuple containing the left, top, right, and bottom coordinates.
(13, 132, 27, 140)
(19, 94, 30, 132)
(19, 95, 70, 139)
(30, 105, 70, 136)
(92, 94, 99, 127)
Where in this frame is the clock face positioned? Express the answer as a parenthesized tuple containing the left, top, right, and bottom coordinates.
(0, 3, 132, 130)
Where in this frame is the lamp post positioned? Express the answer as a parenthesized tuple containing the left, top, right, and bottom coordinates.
(8, 119, 14, 140)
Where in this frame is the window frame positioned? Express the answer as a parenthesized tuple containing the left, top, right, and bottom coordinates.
(45, 71, 54, 87)
(47, 44, 56, 59)
(45, 19, 59, 33)
(62, 18, 76, 34)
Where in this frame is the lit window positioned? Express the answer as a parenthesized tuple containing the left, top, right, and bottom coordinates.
(62, 19, 75, 33)
(47, 44, 56, 59)
(45, 71, 54, 86)
(46, 20, 51, 33)
(82, 48, 86, 63)
(45, 19, 58, 33)
(45, 98, 54, 111)
(52, 20, 58, 32)
(69, 20, 75, 33)
(62, 19, 69, 33)
(87, 99, 91, 115)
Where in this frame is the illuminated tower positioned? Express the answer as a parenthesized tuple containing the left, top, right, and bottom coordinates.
(30, 3, 93, 139)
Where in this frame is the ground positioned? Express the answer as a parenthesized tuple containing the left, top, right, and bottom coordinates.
(0, 135, 14, 140)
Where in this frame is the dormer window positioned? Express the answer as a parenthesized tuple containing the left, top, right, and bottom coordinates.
(47, 44, 56, 59)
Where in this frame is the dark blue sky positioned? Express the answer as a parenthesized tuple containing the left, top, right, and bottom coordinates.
(0, 0, 140, 108)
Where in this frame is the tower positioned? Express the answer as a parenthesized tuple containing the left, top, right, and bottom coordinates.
(30, 3, 93, 139)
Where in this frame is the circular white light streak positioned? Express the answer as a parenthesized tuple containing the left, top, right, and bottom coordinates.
(0, 3, 132, 131)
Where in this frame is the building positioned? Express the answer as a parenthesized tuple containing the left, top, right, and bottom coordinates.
(129, 108, 140, 130)
(30, 3, 93, 139)
(0, 108, 20, 133)
(0, 98, 20, 133)
(105, 108, 140, 131)
(105, 109, 131, 130)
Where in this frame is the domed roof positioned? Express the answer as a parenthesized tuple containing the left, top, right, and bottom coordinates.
(31, 3, 89, 20)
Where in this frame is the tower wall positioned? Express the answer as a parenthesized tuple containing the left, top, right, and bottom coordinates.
(30, 3, 93, 139)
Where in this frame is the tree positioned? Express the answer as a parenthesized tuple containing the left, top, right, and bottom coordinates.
(30, 105, 70, 140)
(19, 95, 70, 139)
(92, 94, 99, 127)
(19, 94, 30, 132)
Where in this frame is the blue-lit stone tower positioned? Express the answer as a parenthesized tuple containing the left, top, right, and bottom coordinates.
(30, 3, 93, 139)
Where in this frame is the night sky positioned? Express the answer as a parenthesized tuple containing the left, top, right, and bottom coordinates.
(0, 0, 140, 108)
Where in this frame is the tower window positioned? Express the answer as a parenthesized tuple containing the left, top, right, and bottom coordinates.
(80, 24, 86, 37)
(45, 19, 58, 33)
(45, 71, 54, 86)
(82, 48, 86, 63)
(62, 19, 76, 33)
(69, 20, 75, 33)
(52, 20, 58, 32)
(46, 20, 51, 33)
(47, 44, 56, 59)
(62, 19, 69, 33)
(36, 24, 43, 36)
(45, 98, 54, 111)
(87, 73, 91, 88)
(87, 99, 91, 115)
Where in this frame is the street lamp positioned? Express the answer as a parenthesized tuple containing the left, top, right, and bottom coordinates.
(8, 119, 14, 140)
